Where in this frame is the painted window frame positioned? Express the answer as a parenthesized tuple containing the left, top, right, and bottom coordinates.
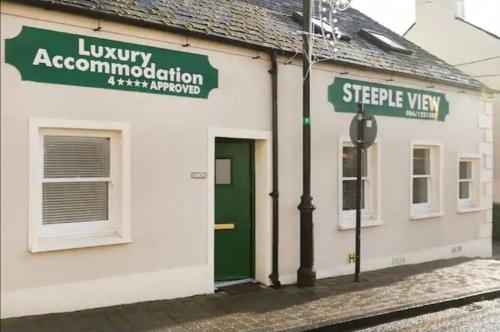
(457, 153, 482, 213)
(29, 118, 131, 252)
(338, 136, 381, 230)
(410, 140, 444, 220)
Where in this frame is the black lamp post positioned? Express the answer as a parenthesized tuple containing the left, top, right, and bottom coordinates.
(297, 0, 316, 287)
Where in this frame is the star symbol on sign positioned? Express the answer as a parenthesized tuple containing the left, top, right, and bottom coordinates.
(142, 80, 149, 88)
(126, 79, 133, 86)
(134, 80, 141, 87)
(117, 78, 124, 86)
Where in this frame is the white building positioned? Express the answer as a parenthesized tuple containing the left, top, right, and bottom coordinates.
(1, 0, 496, 318)
(405, 0, 500, 241)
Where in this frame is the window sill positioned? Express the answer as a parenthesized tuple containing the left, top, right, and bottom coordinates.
(338, 218, 383, 230)
(29, 232, 131, 253)
(410, 210, 444, 220)
(457, 206, 483, 214)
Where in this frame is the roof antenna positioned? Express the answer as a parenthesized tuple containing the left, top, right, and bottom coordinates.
(297, 0, 353, 75)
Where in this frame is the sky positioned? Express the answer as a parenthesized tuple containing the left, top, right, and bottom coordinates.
(351, 0, 500, 36)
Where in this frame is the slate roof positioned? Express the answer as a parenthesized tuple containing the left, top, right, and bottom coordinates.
(11, 0, 488, 90)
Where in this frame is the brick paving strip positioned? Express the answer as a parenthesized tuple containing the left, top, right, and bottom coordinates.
(2, 254, 500, 332)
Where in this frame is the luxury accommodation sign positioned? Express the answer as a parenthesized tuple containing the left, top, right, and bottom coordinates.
(328, 78, 449, 121)
(5, 26, 219, 98)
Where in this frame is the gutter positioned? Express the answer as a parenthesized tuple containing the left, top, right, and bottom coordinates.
(6, 0, 491, 94)
(268, 50, 281, 288)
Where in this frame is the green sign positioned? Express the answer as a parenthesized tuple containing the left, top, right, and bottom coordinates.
(328, 78, 449, 121)
(5, 26, 218, 98)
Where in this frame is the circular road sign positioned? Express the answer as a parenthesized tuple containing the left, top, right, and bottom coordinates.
(349, 112, 377, 149)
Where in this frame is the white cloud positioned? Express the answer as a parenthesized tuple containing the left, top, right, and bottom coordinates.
(351, 0, 415, 35)
(464, 0, 500, 36)
(352, 0, 499, 36)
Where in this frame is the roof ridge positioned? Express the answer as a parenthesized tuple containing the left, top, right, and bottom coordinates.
(4, 0, 490, 91)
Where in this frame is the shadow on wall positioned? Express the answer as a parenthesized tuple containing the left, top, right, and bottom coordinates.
(494, 241, 500, 259)
(494, 204, 500, 242)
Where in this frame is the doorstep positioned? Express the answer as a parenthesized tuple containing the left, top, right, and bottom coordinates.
(2, 257, 500, 332)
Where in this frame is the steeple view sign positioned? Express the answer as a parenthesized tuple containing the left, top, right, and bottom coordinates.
(329, 77, 449, 121)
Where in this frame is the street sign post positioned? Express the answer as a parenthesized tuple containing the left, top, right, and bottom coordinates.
(350, 106, 377, 149)
(349, 103, 377, 282)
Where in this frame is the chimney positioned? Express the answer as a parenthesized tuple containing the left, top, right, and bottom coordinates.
(456, 0, 465, 18)
(415, 0, 465, 22)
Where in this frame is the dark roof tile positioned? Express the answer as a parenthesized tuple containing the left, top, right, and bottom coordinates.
(12, 0, 487, 90)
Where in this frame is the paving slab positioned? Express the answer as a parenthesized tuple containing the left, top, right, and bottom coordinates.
(2, 255, 500, 332)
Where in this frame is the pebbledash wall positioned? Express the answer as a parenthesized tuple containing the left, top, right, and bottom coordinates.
(0, 2, 494, 318)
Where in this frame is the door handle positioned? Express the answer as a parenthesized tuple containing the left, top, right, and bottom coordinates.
(214, 223, 235, 230)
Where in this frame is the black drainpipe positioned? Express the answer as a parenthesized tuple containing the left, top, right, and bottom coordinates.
(269, 50, 281, 288)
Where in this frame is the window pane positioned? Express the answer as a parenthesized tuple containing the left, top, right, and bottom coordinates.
(342, 180, 365, 211)
(459, 161, 472, 180)
(413, 178, 428, 204)
(215, 159, 231, 184)
(459, 181, 470, 199)
(43, 182, 108, 224)
(370, 32, 410, 52)
(413, 148, 430, 175)
(44, 136, 110, 178)
(342, 146, 367, 178)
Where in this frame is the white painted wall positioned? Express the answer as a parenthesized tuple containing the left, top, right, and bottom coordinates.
(405, 0, 500, 204)
(495, 103, 500, 204)
(1, 2, 272, 317)
(276, 61, 493, 283)
(0, 1, 494, 318)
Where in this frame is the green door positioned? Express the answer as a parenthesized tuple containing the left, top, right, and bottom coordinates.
(214, 138, 254, 282)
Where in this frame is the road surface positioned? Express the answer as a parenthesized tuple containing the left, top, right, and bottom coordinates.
(355, 298, 500, 332)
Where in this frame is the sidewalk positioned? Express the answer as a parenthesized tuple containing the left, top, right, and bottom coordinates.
(2, 254, 500, 332)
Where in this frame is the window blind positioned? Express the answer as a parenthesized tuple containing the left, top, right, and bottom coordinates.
(44, 136, 110, 178)
(42, 135, 110, 225)
(42, 182, 108, 224)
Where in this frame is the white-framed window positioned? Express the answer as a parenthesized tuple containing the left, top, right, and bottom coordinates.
(29, 119, 131, 252)
(457, 154, 481, 212)
(412, 148, 431, 209)
(338, 137, 381, 229)
(410, 141, 443, 219)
